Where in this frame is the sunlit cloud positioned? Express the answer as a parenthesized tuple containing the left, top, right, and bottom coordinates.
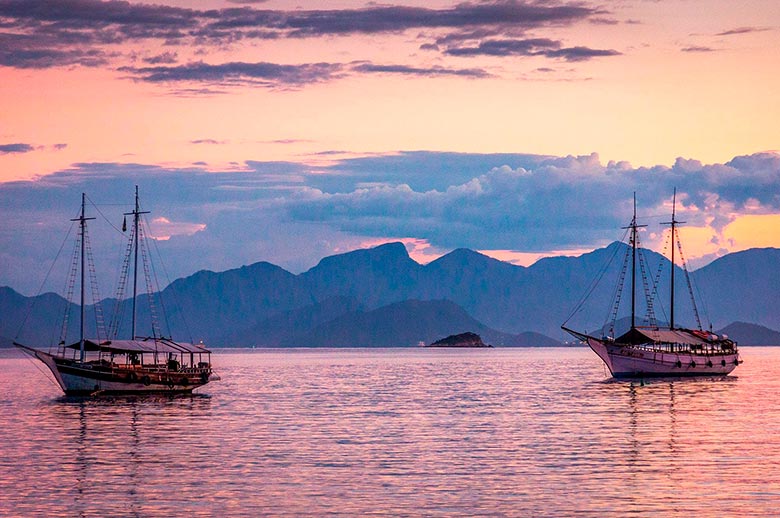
(147, 216, 206, 241)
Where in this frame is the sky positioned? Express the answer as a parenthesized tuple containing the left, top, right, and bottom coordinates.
(1, 0, 780, 295)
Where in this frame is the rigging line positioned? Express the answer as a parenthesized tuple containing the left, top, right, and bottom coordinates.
(14, 221, 76, 341)
(20, 353, 61, 391)
(562, 229, 629, 327)
(145, 215, 196, 343)
(605, 239, 631, 337)
(691, 269, 713, 330)
(85, 194, 125, 235)
(649, 230, 671, 325)
(143, 215, 176, 341)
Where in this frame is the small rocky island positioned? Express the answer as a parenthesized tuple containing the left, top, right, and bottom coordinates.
(427, 332, 493, 348)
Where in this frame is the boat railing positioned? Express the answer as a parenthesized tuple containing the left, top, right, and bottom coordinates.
(628, 341, 738, 355)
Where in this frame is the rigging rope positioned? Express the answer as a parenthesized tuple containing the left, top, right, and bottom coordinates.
(675, 228, 703, 330)
(562, 228, 629, 329)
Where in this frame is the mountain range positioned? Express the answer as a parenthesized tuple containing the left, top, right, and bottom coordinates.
(3, 241, 780, 348)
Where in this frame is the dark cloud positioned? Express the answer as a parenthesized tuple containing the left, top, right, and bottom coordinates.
(545, 46, 621, 61)
(120, 60, 492, 88)
(52, 143, 68, 150)
(0, 32, 112, 68)
(445, 38, 620, 61)
(0, 0, 608, 71)
(120, 61, 344, 87)
(0, 143, 34, 154)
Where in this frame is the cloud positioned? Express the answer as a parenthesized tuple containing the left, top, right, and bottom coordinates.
(350, 63, 491, 78)
(147, 216, 206, 241)
(191, 139, 227, 145)
(0, 143, 35, 154)
(0, 0, 610, 73)
(716, 26, 771, 36)
(445, 38, 620, 61)
(120, 60, 492, 88)
(283, 152, 780, 253)
(681, 45, 717, 53)
(5, 151, 779, 296)
(120, 61, 344, 87)
(144, 51, 178, 65)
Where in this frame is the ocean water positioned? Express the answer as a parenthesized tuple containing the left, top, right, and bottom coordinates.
(1, 346, 779, 517)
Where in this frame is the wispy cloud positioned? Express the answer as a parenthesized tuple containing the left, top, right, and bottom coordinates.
(445, 38, 620, 61)
(716, 26, 771, 36)
(681, 45, 718, 53)
(351, 63, 492, 78)
(190, 139, 227, 145)
(120, 61, 345, 87)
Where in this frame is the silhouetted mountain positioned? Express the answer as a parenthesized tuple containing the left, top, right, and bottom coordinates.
(273, 299, 558, 347)
(716, 321, 780, 346)
(4, 241, 780, 348)
(695, 248, 780, 331)
(225, 296, 362, 347)
(299, 242, 422, 307)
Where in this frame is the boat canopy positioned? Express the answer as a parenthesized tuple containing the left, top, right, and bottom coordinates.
(66, 338, 211, 354)
(616, 327, 726, 346)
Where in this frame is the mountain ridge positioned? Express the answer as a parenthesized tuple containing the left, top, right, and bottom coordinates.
(4, 242, 780, 348)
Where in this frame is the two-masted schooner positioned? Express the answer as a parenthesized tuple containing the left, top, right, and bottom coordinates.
(562, 192, 742, 378)
(15, 188, 219, 395)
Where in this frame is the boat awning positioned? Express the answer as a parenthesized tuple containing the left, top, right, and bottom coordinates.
(616, 327, 720, 346)
(66, 338, 211, 354)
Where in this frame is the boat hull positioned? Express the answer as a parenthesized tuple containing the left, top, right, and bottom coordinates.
(17, 344, 216, 395)
(587, 337, 740, 378)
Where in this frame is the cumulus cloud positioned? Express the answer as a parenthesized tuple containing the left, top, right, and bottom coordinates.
(4, 151, 780, 295)
(283, 152, 780, 253)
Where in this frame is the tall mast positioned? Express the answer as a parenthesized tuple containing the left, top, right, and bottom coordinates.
(662, 188, 684, 329)
(71, 193, 94, 362)
(124, 186, 149, 340)
(622, 193, 646, 330)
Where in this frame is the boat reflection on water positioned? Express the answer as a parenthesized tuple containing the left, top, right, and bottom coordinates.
(51, 394, 213, 518)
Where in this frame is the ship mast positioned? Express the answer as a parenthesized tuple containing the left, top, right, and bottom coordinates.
(622, 193, 646, 330)
(662, 188, 684, 329)
(72, 193, 94, 362)
(124, 186, 149, 340)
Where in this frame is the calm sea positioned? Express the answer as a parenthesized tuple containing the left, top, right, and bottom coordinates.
(1, 346, 779, 517)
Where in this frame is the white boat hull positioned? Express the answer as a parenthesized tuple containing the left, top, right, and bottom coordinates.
(587, 337, 740, 378)
(17, 345, 216, 395)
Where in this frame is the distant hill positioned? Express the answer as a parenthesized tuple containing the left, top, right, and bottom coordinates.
(716, 321, 780, 346)
(4, 241, 780, 348)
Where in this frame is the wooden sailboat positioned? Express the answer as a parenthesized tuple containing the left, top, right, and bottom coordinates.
(15, 188, 219, 395)
(562, 192, 742, 378)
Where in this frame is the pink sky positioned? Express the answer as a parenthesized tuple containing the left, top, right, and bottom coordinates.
(1, 0, 780, 291)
